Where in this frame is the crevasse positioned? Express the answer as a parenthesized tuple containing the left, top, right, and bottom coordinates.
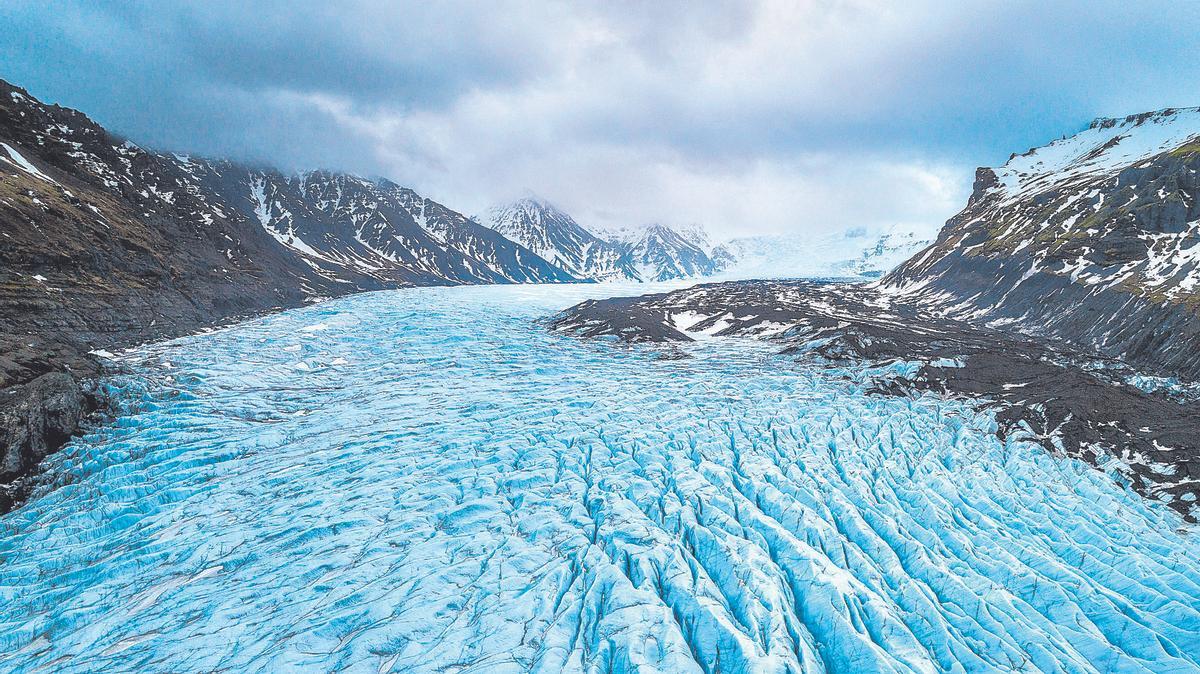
(1, 284, 1198, 673)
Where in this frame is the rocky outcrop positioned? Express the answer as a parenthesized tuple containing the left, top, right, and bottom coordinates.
(0, 373, 98, 512)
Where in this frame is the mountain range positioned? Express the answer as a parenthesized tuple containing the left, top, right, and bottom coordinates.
(482, 197, 926, 282)
(9, 73, 1198, 512)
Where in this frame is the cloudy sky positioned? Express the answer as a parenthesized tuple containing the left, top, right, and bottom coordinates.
(3, 1, 1199, 238)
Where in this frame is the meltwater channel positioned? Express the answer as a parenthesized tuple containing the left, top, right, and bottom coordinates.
(1, 284, 1198, 673)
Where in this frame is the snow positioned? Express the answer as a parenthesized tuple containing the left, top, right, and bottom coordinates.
(995, 108, 1200, 201)
(1, 284, 1198, 673)
(0, 142, 59, 184)
(669, 310, 732, 337)
(147, 184, 175, 204)
(1140, 220, 1200, 295)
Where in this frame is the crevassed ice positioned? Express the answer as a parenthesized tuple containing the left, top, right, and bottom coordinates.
(1, 284, 1199, 674)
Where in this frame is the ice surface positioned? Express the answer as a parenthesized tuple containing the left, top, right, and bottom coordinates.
(2, 284, 1199, 673)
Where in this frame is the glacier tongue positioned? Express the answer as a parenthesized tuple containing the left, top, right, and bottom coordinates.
(1, 284, 1199, 673)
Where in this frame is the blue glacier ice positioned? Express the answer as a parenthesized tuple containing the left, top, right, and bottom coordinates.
(1, 284, 1199, 673)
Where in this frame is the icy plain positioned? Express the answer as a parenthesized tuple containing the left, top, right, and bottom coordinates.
(1, 284, 1199, 673)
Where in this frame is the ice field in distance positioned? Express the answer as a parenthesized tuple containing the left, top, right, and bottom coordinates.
(1, 283, 1199, 673)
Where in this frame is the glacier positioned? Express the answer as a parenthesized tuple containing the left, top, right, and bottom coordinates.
(1, 284, 1199, 673)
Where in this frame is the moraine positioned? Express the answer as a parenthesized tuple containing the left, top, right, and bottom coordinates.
(1, 284, 1199, 673)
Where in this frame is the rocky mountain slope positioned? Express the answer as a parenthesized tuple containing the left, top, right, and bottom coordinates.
(883, 108, 1200, 378)
(179, 164, 575, 287)
(591, 222, 724, 281)
(484, 197, 639, 281)
(0, 80, 574, 509)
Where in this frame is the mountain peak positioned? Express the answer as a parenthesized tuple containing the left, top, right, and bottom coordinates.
(505, 194, 569, 221)
(513, 192, 554, 208)
(483, 198, 639, 281)
(639, 223, 678, 239)
(1087, 106, 1200, 131)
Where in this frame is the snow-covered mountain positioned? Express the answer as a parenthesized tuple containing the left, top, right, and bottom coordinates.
(588, 222, 725, 281)
(168, 162, 577, 288)
(484, 197, 639, 281)
(712, 226, 936, 279)
(485, 199, 733, 282)
(884, 107, 1200, 378)
(590, 222, 714, 252)
(0, 80, 576, 302)
(622, 224, 722, 281)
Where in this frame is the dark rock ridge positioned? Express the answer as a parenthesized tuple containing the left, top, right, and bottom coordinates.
(883, 108, 1200, 379)
(0, 80, 576, 510)
(552, 280, 1200, 520)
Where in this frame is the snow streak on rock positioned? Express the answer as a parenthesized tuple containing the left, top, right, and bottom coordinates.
(1, 285, 1198, 673)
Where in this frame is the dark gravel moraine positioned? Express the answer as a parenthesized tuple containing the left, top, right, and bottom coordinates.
(552, 279, 1200, 521)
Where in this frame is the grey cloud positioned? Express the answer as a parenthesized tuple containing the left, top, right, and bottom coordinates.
(2, 0, 1199, 238)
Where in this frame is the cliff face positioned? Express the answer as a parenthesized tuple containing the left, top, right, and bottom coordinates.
(883, 109, 1200, 379)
